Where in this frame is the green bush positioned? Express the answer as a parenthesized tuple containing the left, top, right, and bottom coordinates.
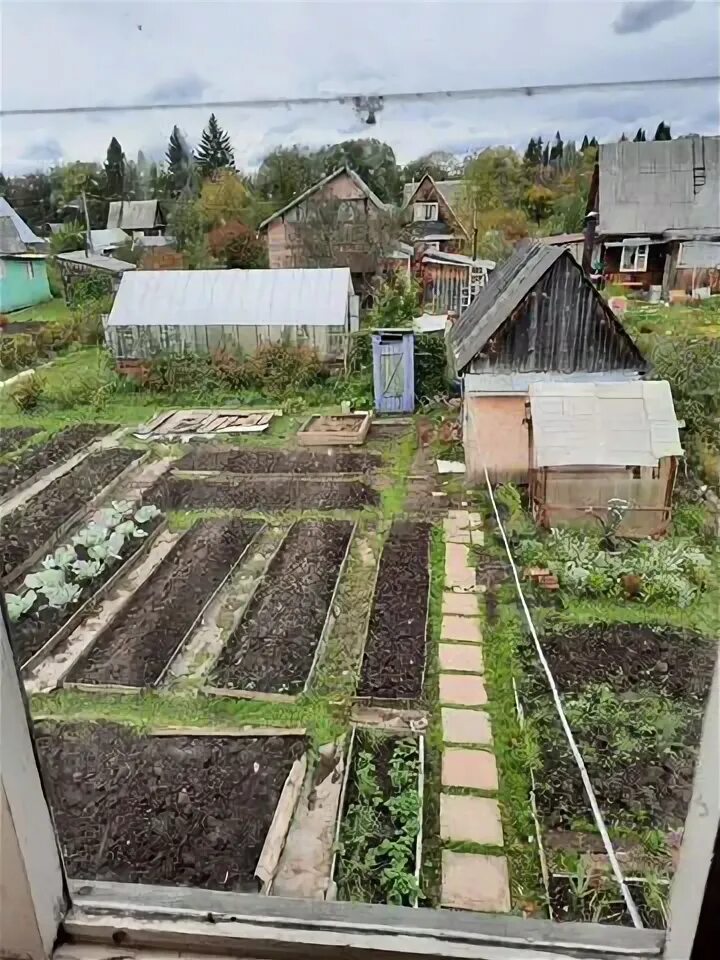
(651, 337, 720, 448)
(144, 354, 219, 395)
(8, 372, 45, 411)
(239, 343, 322, 398)
(44, 364, 120, 411)
(0, 333, 38, 370)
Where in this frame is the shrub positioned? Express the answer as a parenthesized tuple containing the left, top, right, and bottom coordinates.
(8, 372, 45, 411)
(0, 333, 38, 370)
(144, 354, 220, 396)
(243, 342, 321, 398)
(651, 337, 720, 447)
(208, 221, 267, 268)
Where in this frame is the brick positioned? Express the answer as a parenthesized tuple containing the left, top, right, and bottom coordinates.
(442, 747, 498, 790)
(439, 643, 483, 673)
(441, 851, 511, 912)
(442, 592, 478, 617)
(441, 707, 493, 745)
(439, 673, 487, 706)
(441, 615, 482, 643)
(445, 542, 475, 592)
(440, 794, 504, 846)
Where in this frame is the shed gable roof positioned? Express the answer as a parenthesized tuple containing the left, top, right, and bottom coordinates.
(402, 174, 468, 236)
(258, 166, 389, 230)
(0, 216, 27, 254)
(0, 197, 43, 246)
(107, 199, 162, 230)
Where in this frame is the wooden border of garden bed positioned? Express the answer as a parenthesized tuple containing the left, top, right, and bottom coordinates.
(62, 521, 265, 694)
(328, 724, 425, 907)
(353, 528, 432, 707)
(201, 520, 357, 704)
(2, 449, 149, 589)
(255, 753, 309, 894)
(297, 411, 372, 447)
(19, 519, 168, 675)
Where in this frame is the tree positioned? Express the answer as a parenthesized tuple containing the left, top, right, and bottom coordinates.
(400, 151, 463, 185)
(255, 146, 320, 208)
(654, 121, 672, 141)
(619, 132, 628, 142)
(2, 173, 54, 229)
(198, 170, 251, 228)
(316, 139, 401, 203)
(50, 162, 104, 226)
(589, 137, 599, 148)
(166, 125, 196, 197)
(523, 137, 542, 166)
(167, 197, 214, 268)
(196, 113, 235, 177)
(49, 222, 86, 254)
(634, 128, 647, 142)
(581, 134, 590, 151)
(208, 221, 267, 268)
(524, 184, 554, 223)
(549, 131, 564, 164)
(541, 141, 550, 167)
(104, 137, 125, 200)
(463, 148, 526, 218)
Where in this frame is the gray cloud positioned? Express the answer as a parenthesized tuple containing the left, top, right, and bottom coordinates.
(143, 72, 208, 104)
(613, 1, 694, 34)
(21, 137, 63, 165)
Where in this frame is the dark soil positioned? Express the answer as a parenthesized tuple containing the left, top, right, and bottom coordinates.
(540, 623, 716, 701)
(35, 721, 305, 892)
(357, 520, 430, 700)
(148, 475, 379, 511)
(10, 516, 163, 667)
(548, 875, 666, 929)
(67, 519, 262, 687)
(1, 448, 141, 581)
(211, 519, 353, 694)
(0, 423, 117, 498)
(175, 447, 381, 474)
(0, 426, 41, 456)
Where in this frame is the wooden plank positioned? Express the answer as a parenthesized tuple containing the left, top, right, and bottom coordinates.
(201, 686, 300, 704)
(256, 754, 308, 890)
(147, 726, 306, 738)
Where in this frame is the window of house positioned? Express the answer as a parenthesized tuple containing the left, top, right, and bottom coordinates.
(25, 260, 35, 279)
(413, 201, 438, 222)
(620, 242, 649, 272)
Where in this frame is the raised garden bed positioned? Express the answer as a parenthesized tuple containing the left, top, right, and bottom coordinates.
(148, 475, 379, 511)
(66, 518, 262, 689)
(209, 519, 354, 697)
(333, 727, 424, 906)
(549, 873, 667, 929)
(1, 448, 142, 584)
(0, 423, 117, 499)
(356, 521, 431, 701)
(297, 412, 372, 446)
(35, 721, 305, 892)
(0, 426, 41, 456)
(175, 447, 381, 475)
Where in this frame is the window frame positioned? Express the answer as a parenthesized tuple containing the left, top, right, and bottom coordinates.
(619, 242, 649, 272)
(413, 201, 439, 222)
(25, 259, 36, 279)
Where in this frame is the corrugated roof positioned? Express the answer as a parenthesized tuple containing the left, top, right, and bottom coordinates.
(56, 250, 137, 273)
(402, 179, 466, 209)
(598, 137, 720, 236)
(0, 197, 43, 246)
(529, 380, 683, 468)
(258, 167, 390, 229)
(90, 228, 130, 249)
(465, 369, 641, 395)
(107, 200, 161, 230)
(0, 216, 27, 254)
(106, 267, 354, 328)
(538, 232, 585, 245)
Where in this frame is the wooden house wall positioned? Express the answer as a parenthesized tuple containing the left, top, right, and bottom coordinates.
(421, 262, 468, 314)
(603, 242, 666, 290)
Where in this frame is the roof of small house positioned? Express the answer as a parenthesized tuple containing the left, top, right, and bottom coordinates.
(0, 197, 44, 246)
(106, 267, 354, 328)
(529, 380, 683, 468)
(598, 137, 720, 236)
(107, 199, 162, 230)
(402, 178, 466, 210)
(0, 217, 27, 255)
(258, 166, 390, 229)
(90, 228, 130, 250)
(56, 250, 137, 273)
(538, 232, 585, 246)
(447, 240, 645, 375)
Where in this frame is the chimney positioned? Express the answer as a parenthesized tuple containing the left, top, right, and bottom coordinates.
(582, 210, 598, 275)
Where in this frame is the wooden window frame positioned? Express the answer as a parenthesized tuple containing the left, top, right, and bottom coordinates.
(620, 242, 649, 272)
(413, 201, 438, 222)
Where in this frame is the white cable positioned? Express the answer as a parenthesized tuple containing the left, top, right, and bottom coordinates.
(484, 467, 643, 929)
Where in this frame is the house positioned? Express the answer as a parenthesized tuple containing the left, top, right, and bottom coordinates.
(447, 241, 647, 484)
(104, 267, 359, 370)
(527, 380, 683, 538)
(0, 199, 51, 313)
(416, 248, 494, 315)
(55, 250, 136, 302)
(106, 199, 166, 237)
(401, 175, 468, 254)
(89, 228, 130, 254)
(595, 137, 720, 295)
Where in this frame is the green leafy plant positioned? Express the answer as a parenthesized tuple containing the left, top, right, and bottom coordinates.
(8, 372, 45, 411)
(6, 591, 37, 622)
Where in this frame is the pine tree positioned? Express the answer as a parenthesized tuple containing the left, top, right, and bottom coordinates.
(541, 141, 550, 167)
(619, 132, 628, 142)
(196, 113, 235, 176)
(634, 128, 647, 142)
(654, 121, 672, 141)
(104, 137, 125, 201)
(166, 125, 195, 196)
(524, 137, 540, 165)
(581, 134, 589, 151)
(589, 136, 598, 148)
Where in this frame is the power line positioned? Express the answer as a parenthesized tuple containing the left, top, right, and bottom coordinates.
(2, 75, 718, 118)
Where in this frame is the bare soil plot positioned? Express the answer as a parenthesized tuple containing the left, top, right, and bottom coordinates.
(0, 426, 41, 456)
(35, 721, 305, 892)
(1, 448, 141, 582)
(67, 518, 262, 688)
(357, 520, 431, 700)
(148, 475, 379, 511)
(175, 447, 381, 475)
(210, 519, 353, 696)
(0, 423, 117, 498)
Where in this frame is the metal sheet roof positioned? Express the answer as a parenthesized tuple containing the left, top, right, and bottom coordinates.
(0, 216, 27, 254)
(465, 369, 640, 395)
(106, 267, 354, 328)
(90, 228, 130, 249)
(529, 380, 683, 468)
(402, 179, 466, 209)
(56, 250, 137, 273)
(598, 137, 720, 236)
(258, 167, 390, 229)
(107, 200, 161, 230)
(0, 197, 43, 246)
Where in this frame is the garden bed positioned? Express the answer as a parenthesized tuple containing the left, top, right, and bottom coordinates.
(174, 447, 381, 475)
(548, 873, 667, 929)
(0, 423, 117, 499)
(297, 412, 371, 446)
(0, 426, 41, 456)
(333, 727, 424, 906)
(148, 475, 379, 511)
(35, 721, 305, 892)
(356, 521, 431, 701)
(209, 519, 354, 697)
(1, 448, 143, 584)
(65, 518, 263, 689)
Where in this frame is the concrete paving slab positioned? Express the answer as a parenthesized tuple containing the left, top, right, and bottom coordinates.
(441, 615, 482, 643)
(441, 708, 493, 746)
(442, 747, 498, 791)
(441, 851, 511, 912)
(439, 643, 484, 673)
(440, 794, 504, 846)
(439, 673, 487, 706)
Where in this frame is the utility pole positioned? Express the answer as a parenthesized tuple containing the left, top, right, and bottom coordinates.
(82, 190, 93, 254)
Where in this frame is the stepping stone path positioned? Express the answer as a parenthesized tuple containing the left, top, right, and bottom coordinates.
(440, 509, 510, 914)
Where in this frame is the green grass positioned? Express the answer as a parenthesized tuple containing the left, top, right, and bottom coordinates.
(4, 297, 71, 326)
(623, 295, 720, 344)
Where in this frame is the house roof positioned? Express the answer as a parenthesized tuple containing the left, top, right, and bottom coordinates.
(538, 232, 585, 245)
(0, 197, 43, 246)
(258, 166, 390, 230)
(0, 217, 27, 255)
(56, 250, 137, 274)
(402, 178, 466, 210)
(529, 380, 683, 468)
(598, 137, 720, 236)
(107, 199, 161, 230)
(106, 267, 354, 328)
(90, 228, 130, 250)
(421, 249, 495, 269)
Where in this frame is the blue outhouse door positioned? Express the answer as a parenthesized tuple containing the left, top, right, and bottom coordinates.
(372, 331, 415, 414)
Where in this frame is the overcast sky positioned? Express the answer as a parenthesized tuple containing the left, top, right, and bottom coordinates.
(1, 0, 718, 174)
